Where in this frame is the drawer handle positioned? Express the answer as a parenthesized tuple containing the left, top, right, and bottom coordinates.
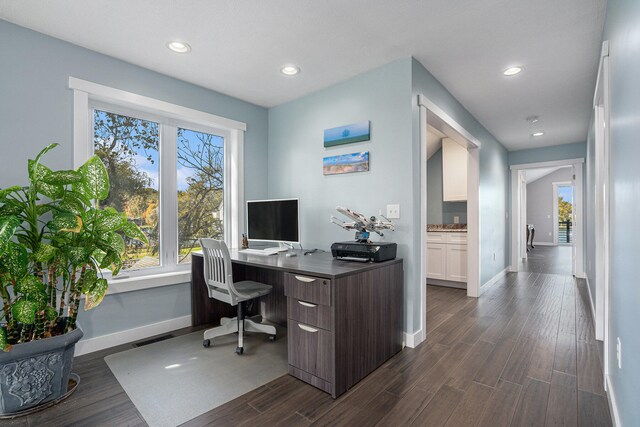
(298, 300, 318, 308)
(294, 275, 316, 283)
(298, 323, 319, 333)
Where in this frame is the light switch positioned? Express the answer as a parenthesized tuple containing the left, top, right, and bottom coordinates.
(387, 204, 400, 219)
(453, 216, 460, 224)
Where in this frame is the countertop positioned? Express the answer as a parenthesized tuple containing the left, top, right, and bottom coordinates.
(427, 224, 467, 232)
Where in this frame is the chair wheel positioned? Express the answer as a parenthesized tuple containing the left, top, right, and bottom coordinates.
(203, 339, 211, 348)
(235, 346, 244, 355)
(269, 335, 276, 342)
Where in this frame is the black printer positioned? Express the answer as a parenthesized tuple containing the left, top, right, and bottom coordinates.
(331, 241, 397, 262)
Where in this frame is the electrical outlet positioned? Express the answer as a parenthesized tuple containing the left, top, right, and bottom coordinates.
(386, 204, 400, 219)
(617, 337, 622, 369)
(453, 216, 460, 224)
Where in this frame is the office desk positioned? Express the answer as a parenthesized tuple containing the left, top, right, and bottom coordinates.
(191, 249, 403, 398)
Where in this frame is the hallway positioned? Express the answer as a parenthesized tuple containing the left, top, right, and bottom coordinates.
(179, 271, 612, 426)
(520, 245, 573, 275)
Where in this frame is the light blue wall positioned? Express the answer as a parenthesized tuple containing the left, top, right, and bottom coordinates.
(267, 58, 417, 330)
(508, 141, 586, 166)
(411, 59, 510, 288)
(0, 20, 269, 341)
(427, 149, 467, 224)
(597, 0, 640, 423)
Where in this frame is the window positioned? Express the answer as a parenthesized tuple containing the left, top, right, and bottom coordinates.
(71, 77, 246, 290)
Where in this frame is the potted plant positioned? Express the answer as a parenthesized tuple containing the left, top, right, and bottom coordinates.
(0, 144, 147, 415)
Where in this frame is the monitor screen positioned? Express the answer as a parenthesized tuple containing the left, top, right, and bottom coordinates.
(246, 199, 299, 243)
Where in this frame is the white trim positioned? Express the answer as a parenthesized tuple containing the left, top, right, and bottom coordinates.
(419, 94, 482, 349)
(229, 129, 244, 248)
(74, 314, 192, 356)
(482, 267, 508, 288)
(72, 90, 90, 168)
(69, 77, 246, 131)
(418, 95, 481, 149)
(532, 241, 556, 246)
(510, 158, 584, 170)
(585, 277, 597, 325)
(106, 270, 191, 294)
(510, 161, 584, 278)
(404, 329, 424, 349)
(606, 375, 621, 427)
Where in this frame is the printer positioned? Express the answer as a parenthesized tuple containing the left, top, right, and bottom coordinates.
(331, 241, 397, 263)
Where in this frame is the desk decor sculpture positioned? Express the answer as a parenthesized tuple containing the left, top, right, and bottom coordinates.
(329, 206, 397, 262)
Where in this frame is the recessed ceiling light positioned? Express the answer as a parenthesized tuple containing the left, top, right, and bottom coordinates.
(526, 115, 540, 124)
(166, 41, 191, 53)
(280, 65, 300, 76)
(532, 132, 545, 137)
(503, 66, 523, 76)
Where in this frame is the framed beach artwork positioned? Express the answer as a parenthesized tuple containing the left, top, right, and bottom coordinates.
(324, 121, 370, 147)
(323, 151, 369, 175)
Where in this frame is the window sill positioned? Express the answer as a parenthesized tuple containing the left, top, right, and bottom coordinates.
(105, 270, 192, 295)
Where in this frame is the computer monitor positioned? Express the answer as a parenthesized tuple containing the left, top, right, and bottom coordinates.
(246, 198, 300, 244)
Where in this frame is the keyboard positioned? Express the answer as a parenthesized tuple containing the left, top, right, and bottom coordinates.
(240, 248, 278, 256)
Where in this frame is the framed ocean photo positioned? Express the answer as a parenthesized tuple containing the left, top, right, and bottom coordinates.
(324, 121, 370, 147)
(323, 151, 369, 175)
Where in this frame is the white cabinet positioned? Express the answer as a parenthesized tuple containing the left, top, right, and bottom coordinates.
(442, 138, 468, 202)
(445, 244, 467, 282)
(427, 231, 467, 283)
(427, 243, 446, 280)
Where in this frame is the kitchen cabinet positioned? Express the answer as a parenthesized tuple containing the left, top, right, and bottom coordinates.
(427, 231, 467, 283)
(442, 138, 468, 202)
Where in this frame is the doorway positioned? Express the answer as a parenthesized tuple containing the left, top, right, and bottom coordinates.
(510, 160, 584, 278)
(416, 95, 480, 348)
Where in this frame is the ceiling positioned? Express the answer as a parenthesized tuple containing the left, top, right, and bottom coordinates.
(524, 165, 571, 183)
(0, 0, 607, 151)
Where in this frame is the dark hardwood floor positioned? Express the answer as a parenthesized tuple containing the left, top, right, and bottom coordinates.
(6, 269, 612, 426)
(520, 245, 573, 275)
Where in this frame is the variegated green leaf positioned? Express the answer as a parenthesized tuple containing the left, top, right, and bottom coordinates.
(43, 170, 83, 186)
(0, 242, 28, 279)
(0, 186, 22, 200)
(103, 233, 125, 256)
(29, 161, 64, 199)
(64, 191, 91, 209)
(27, 143, 59, 181)
(121, 221, 148, 244)
(80, 268, 98, 294)
(0, 328, 7, 351)
(79, 155, 109, 201)
(66, 246, 90, 265)
(33, 243, 57, 263)
(95, 208, 125, 232)
(84, 278, 108, 310)
(49, 212, 82, 232)
(58, 198, 84, 216)
(23, 290, 48, 311)
(44, 306, 58, 321)
(14, 275, 44, 294)
(0, 216, 20, 255)
(12, 299, 37, 324)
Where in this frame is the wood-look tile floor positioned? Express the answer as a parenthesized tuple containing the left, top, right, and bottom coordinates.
(520, 245, 573, 275)
(7, 271, 612, 427)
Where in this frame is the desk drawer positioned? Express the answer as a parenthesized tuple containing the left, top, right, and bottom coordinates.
(284, 273, 331, 306)
(288, 297, 332, 331)
(288, 320, 333, 382)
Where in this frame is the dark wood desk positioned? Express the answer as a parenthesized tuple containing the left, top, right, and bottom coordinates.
(191, 249, 404, 398)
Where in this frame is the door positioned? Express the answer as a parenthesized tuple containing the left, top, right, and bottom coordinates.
(427, 243, 446, 280)
(446, 244, 468, 282)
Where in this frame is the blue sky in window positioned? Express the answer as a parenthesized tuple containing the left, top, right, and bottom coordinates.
(558, 185, 573, 203)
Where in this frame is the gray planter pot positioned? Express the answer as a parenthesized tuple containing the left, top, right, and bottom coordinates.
(0, 326, 83, 415)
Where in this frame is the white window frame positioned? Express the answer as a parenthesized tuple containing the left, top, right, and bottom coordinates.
(70, 77, 246, 294)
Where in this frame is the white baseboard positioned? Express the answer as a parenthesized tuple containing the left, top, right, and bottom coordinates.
(482, 267, 508, 289)
(404, 329, 424, 348)
(75, 315, 192, 356)
(532, 241, 555, 246)
(606, 375, 621, 427)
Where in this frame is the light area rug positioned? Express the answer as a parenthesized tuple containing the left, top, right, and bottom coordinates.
(105, 328, 287, 427)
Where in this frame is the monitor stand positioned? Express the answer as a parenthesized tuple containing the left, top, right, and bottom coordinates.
(263, 242, 293, 254)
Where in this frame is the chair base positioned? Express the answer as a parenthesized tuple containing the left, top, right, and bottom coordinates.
(203, 315, 276, 353)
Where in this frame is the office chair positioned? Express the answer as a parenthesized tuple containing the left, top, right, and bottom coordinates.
(199, 238, 276, 354)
